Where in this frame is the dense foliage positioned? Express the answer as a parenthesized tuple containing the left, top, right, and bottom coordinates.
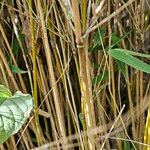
(0, 0, 149, 149)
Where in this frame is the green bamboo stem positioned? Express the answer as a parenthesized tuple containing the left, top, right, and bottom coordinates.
(28, 0, 42, 145)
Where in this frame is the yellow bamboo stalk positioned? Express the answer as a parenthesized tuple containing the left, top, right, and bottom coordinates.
(36, 0, 67, 147)
(71, 0, 96, 149)
(144, 97, 150, 150)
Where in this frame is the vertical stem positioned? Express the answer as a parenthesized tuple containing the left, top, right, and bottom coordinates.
(71, 0, 96, 149)
(36, 0, 67, 147)
(126, 66, 136, 139)
(81, 0, 87, 32)
(28, 0, 42, 144)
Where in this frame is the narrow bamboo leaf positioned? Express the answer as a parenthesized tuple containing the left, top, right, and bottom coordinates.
(9, 64, 28, 74)
(111, 33, 121, 46)
(110, 30, 132, 48)
(123, 140, 131, 150)
(79, 113, 85, 127)
(93, 63, 100, 69)
(12, 33, 24, 55)
(93, 27, 105, 46)
(108, 49, 150, 73)
(116, 60, 126, 79)
(105, 30, 132, 51)
(89, 27, 105, 52)
(112, 48, 150, 58)
(93, 83, 108, 99)
(92, 71, 108, 85)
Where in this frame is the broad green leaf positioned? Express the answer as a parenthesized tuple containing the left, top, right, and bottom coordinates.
(108, 49, 150, 73)
(0, 87, 33, 144)
(9, 64, 28, 74)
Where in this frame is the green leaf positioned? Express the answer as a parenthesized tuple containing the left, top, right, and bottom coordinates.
(112, 48, 150, 59)
(110, 30, 132, 49)
(0, 85, 12, 104)
(79, 113, 85, 126)
(116, 60, 126, 79)
(92, 71, 109, 85)
(123, 140, 137, 150)
(111, 33, 121, 45)
(92, 63, 100, 69)
(94, 27, 105, 46)
(93, 83, 108, 99)
(0, 86, 33, 144)
(12, 33, 24, 55)
(108, 49, 150, 73)
(123, 140, 131, 150)
(9, 64, 28, 74)
(89, 27, 105, 52)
